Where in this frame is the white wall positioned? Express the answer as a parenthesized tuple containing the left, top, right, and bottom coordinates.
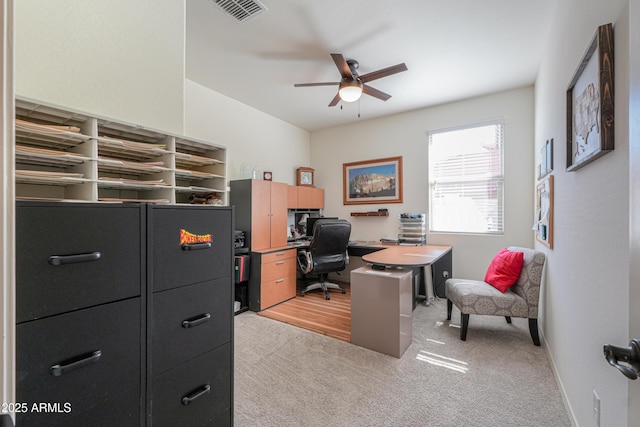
(534, 1, 630, 426)
(184, 80, 310, 185)
(311, 87, 535, 279)
(15, 0, 185, 134)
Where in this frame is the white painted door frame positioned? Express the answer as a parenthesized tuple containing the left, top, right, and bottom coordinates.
(0, 0, 15, 425)
(629, 0, 640, 425)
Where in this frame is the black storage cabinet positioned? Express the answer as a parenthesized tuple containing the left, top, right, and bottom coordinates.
(147, 204, 234, 426)
(15, 201, 234, 426)
(15, 201, 145, 426)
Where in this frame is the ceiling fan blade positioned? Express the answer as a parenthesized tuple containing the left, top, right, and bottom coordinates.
(331, 53, 354, 80)
(363, 85, 392, 101)
(294, 82, 339, 87)
(328, 93, 341, 107)
(359, 63, 408, 83)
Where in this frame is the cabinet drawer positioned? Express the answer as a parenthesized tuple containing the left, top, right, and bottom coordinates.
(152, 344, 232, 427)
(150, 205, 233, 292)
(16, 298, 141, 426)
(152, 278, 231, 376)
(261, 249, 295, 264)
(261, 256, 296, 283)
(260, 274, 296, 310)
(16, 202, 142, 322)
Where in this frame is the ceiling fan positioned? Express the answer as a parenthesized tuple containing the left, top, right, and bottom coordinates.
(294, 53, 408, 107)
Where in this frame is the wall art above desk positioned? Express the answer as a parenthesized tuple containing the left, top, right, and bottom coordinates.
(343, 156, 403, 205)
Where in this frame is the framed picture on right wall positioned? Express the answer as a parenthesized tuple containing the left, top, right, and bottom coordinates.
(535, 175, 554, 248)
(566, 22, 614, 171)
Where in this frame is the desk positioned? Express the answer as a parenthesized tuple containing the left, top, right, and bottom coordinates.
(361, 244, 452, 267)
(351, 245, 452, 358)
(287, 241, 452, 302)
(362, 245, 452, 304)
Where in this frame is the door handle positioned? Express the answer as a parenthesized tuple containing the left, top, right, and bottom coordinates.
(603, 339, 640, 380)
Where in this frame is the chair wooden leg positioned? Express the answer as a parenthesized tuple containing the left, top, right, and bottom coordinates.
(505, 316, 512, 324)
(529, 318, 541, 346)
(447, 299, 453, 320)
(460, 313, 469, 341)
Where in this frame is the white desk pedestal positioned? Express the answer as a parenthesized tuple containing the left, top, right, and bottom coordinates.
(350, 266, 413, 358)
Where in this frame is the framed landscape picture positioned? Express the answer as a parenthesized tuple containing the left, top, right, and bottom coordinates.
(343, 156, 403, 205)
(566, 23, 614, 171)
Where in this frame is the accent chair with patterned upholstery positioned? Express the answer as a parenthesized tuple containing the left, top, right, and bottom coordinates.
(445, 246, 546, 346)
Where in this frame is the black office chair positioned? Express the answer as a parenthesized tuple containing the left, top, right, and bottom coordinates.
(297, 219, 351, 300)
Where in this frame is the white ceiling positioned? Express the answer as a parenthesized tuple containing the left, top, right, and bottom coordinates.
(186, 0, 557, 132)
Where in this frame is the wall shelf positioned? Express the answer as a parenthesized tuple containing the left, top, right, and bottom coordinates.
(350, 211, 389, 217)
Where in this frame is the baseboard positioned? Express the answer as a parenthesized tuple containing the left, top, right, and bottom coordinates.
(539, 328, 579, 426)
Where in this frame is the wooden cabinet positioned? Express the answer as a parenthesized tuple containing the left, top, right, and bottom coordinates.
(14, 98, 227, 205)
(230, 179, 288, 251)
(249, 248, 297, 311)
(287, 185, 325, 209)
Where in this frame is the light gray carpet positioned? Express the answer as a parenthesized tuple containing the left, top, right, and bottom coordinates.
(234, 299, 570, 427)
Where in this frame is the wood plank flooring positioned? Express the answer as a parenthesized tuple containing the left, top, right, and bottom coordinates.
(257, 282, 351, 342)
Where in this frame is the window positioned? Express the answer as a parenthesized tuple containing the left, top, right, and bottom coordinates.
(428, 122, 504, 234)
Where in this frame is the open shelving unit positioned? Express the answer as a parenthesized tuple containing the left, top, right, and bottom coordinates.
(14, 98, 227, 205)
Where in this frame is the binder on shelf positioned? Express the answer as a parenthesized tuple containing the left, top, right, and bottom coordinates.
(234, 255, 250, 284)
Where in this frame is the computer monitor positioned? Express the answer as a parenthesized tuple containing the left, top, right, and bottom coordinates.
(306, 216, 338, 237)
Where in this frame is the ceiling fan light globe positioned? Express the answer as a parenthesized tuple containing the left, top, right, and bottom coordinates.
(339, 80, 363, 102)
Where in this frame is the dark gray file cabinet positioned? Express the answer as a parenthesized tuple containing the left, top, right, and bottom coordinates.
(147, 204, 234, 426)
(16, 202, 145, 426)
(15, 201, 234, 426)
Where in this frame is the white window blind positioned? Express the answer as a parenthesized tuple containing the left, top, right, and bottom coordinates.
(428, 122, 504, 234)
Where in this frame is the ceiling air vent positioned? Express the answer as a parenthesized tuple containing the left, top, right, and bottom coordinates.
(212, 0, 268, 22)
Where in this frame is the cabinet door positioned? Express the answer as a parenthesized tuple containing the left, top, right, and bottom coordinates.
(269, 182, 288, 248)
(311, 187, 325, 209)
(287, 185, 298, 209)
(250, 180, 272, 251)
(297, 186, 324, 209)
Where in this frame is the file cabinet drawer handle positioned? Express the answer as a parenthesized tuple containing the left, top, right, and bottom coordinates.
(181, 242, 212, 251)
(50, 350, 102, 377)
(48, 252, 101, 266)
(181, 384, 211, 406)
(182, 313, 211, 329)
(275, 279, 285, 283)
(275, 261, 284, 265)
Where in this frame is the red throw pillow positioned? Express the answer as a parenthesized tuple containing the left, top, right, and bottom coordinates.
(484, 248, 524, 292)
